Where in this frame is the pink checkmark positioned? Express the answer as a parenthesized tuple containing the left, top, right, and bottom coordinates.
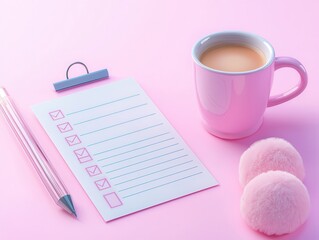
(85, 165, 102, 177)
(65, 135, 81, 146)
(95, 178, 110, 190)
(49, 110, 65, 121)
(74, 148, 92, 163)
(57, 122, 73, 133)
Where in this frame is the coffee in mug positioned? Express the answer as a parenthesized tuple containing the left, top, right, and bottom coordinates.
(200, 44, 266, 72)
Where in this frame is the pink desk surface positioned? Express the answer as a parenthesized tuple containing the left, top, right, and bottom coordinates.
(0, 1, 318, 239)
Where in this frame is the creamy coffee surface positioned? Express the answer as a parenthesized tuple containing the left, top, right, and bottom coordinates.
(200, 44, 266, 72)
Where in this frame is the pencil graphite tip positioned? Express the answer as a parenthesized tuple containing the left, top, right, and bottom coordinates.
(71, 210, 78, 218)
(58, 195, 77, 218)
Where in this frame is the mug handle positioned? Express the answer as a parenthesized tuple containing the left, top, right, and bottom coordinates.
(267, 57, 308, 107)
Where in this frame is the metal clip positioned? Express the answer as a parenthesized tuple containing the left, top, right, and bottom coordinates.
(53, 62, 109, 91)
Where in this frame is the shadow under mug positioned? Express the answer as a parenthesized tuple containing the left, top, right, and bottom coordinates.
(192, 31, 308, 139)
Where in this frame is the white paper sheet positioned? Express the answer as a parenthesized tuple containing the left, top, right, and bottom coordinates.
(32, 79, 218, 221)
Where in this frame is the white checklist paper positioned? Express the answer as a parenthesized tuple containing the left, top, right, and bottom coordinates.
(32, 79, 218, 221)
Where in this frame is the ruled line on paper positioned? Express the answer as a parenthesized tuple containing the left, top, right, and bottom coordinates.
(103, 152, 186, 174)
(94, 137, 175, 158)
(98, 143, 180, 164)
(117, 166, 199, 192)
(109, 156, 190, 180)
(80, 113, 157, 136)
(113, 161, 195, 186)
(121, 172, 204, 198)
(118, 167, 198, 193)
(91, 132, 170, 154)
(86, 123, 164, 147)
(73, 103, 148, 125)
(66, 93, 141, 115)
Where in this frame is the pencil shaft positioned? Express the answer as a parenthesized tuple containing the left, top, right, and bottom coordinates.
(0, 88, 76, 217)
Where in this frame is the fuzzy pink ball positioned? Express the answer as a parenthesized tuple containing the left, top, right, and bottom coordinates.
(240, 171, 310, 236)
(239, 138, 305, 187)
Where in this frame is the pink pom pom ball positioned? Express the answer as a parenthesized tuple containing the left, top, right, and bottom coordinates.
(239, 138, 305, 187)
(240, 171, 310, 236)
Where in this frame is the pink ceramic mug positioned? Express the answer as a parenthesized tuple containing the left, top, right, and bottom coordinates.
(192, 31, 307, 139)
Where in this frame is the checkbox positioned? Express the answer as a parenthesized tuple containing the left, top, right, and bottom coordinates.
(95, 178, 111, 191)
(57, 122, 73, 133)
(49, 110, 65, 121)
(65, 135, 81, 146)
(104, 192, 122, 208)
(74, 148, 93, 163)
(85, 165, 102, 177)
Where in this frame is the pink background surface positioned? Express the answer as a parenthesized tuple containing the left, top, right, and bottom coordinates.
(0, 0, 318, 239)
